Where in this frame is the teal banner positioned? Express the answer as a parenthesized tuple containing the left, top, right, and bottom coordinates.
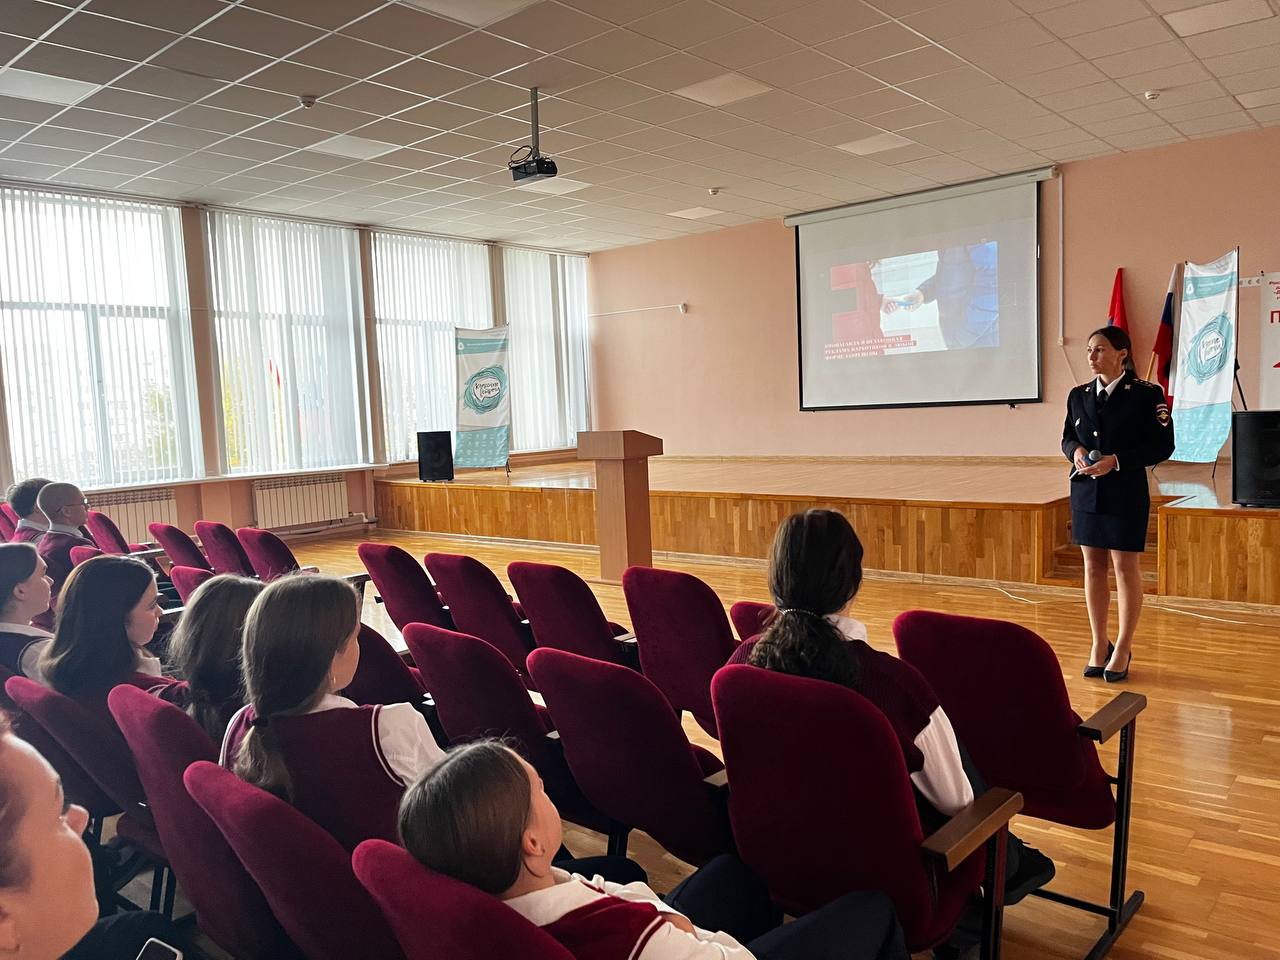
(454, 328, 510, 469)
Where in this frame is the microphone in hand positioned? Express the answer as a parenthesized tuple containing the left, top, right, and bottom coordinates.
(1069, 449, 1102, 480)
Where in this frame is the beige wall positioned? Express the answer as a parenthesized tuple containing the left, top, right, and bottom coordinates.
(587, 125, 1279, 458)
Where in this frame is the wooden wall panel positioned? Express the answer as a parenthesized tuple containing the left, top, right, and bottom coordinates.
(378, 481, 1041, 584)
(1160, 509, 1280, 605)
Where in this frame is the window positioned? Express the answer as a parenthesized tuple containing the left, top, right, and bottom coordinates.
(370, 231, 492, 463)
(207, 211, 367, 474)
(503, 248, 590, 451)
(0, 186, 200, 488)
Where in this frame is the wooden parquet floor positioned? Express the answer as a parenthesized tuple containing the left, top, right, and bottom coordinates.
(297, 528, 1280, 960)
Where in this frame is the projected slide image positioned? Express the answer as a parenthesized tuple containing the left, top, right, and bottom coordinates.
(823, 242, 999, 360)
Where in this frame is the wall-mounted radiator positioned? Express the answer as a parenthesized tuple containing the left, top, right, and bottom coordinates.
(87, 488, 178, 544)
(253, 474, 350, 530)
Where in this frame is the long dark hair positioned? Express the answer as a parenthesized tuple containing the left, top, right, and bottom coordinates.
(1088, 325, 1136, 373)
(168, 575, 263, 743)
(0, 543, 38, 619)
(41, 556, 155, 700)
(748, 509, 865, 689)
(234, 575, 358, 801)
(398, 740, 531, 895)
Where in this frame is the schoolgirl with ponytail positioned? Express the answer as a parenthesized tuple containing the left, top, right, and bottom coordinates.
(221, 574, 445, 850)
(736, 510, 1056, 903)
(740, 510, 973, 818)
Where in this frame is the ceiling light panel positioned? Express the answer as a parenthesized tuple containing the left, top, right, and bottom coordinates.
(398, 0, 539, 28)
(0, 69, 101, 106)
(836, 131, 914, 155)
(1163, 0, 1273, 37)
(515, 176, 590, 194)
(669, 205, 720, 218)
(311, 134, 403, 159)
(672, 72, 772, 107)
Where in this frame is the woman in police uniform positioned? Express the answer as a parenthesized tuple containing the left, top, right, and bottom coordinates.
(1062, 326, 1174, 683)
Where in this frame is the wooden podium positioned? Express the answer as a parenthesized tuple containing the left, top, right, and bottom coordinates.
(577, 430, 663, 582)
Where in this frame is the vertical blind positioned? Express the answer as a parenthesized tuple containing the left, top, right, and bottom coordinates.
(0, 186, 200, 488)
(207, 211, 367, 474)
(370, 232, 492, 463)
(504, 248, 591, 451)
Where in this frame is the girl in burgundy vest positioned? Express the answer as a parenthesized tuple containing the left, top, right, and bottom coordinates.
(399, 741, 906, 960)
(737, 509, 1054, 906)
(34, 556, 175, 721)
(0, 543, 53, 680)
(221, 574, 444, 852)
(155, 574, 263, 744)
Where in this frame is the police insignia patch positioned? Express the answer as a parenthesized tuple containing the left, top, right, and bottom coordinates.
(1156, 403, 1170, 425)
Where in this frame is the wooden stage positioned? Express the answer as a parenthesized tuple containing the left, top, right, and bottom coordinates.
(375, 457, 1280, 607)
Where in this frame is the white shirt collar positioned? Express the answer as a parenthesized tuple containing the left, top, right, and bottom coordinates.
(304, 692, 358, 715)
(1095, 371, 1125, 397)
(14, 517, 47, 532)
(46, 522, 83, 536)
(0, 621, 53, 638)
(505, 869, 608, 927)
(826, 614, 869, 643)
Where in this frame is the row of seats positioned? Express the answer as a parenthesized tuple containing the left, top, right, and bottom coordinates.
(4, 512, 1148, 960)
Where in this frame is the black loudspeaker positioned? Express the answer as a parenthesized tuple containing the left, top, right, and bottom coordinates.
(417, 431, 454, 482)
(1232, 411, 1280, 507)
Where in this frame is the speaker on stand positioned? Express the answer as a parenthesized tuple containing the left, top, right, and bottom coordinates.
(1232, 411, 1280, 507)
(418, 431, 454, 482)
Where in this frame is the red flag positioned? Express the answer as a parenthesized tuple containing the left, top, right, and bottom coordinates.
(1151, 266, 1176, 403)
(1107, 267, 1128, 333)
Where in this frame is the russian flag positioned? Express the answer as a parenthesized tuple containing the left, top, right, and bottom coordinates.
(1151, 266, 1176, 403)
(1107, 267, 1128, 333)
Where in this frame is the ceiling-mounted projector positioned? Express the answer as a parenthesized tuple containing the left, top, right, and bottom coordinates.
(509, 87, 557, 184)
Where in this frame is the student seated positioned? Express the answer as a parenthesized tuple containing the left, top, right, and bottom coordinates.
(32, 483, 94, 631)
(32, 556, 174, 716)
(221, 574, 445, 850)
(0, 713, 185, 960)
(731, 509, 1054, 904)
(4, 478, 51, 544)
(0, 544, 53, 679)
(399, 740, 908, 960)
(154, 574, 263, 744)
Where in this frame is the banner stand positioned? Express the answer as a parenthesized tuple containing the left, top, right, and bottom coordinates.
(454, 327, 511, 470)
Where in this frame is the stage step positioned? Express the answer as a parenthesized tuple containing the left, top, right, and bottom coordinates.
(1047, 503, 1161, 592)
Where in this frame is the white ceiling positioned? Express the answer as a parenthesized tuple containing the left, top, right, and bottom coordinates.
(1, 0, 1277, 252)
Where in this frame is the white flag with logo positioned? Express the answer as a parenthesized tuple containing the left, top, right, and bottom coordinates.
(1171, 249, 1237, 462)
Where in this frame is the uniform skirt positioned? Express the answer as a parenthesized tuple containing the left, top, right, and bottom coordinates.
(1071, 507, 1149, 553)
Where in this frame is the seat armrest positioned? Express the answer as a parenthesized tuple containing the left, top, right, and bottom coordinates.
(1078, 691, 1147, 744)
(614, 632, 637, 644)
(546, 729, 561, 742)
(703, 769, 728, 789)
(528, 690, 547, 708)
(130, 547, 167, 561)
(922, 787, 1023, 872)
(299, 565, 320, 574)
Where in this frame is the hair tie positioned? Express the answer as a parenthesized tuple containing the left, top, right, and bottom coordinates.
(778, 607, 822, 619)
(250, 714, 271, 730)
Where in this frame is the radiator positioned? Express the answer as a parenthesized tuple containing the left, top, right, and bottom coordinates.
(87, 488, 177, 544)
(252, 474, 350, 530)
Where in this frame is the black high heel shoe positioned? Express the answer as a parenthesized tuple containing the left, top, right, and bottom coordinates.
(1083, 643, 1115, 679)
(1104, 652, 1132, 683)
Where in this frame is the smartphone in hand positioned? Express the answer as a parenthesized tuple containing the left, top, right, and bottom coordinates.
(135, 939, 182, 960)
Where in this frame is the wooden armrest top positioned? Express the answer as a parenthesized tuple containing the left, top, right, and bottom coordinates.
(545, 729, 561, 741)
(614, 632, 637, 644)
(130, 547, 166, 561)
(160, 605, 185, 624)
(921, 787, 1023, 872)
(528, 690, 547, 708)
(703, 769, 728, 789)
(1078, 691, 1147, 744)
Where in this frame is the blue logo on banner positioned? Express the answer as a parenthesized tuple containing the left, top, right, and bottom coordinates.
(1186, 314, 1233, 384)
(1183, 272, 1236, 301)
(462, 366, 507, 415)
(1172, 401, 1231, 463)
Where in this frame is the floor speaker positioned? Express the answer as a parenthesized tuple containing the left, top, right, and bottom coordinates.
(1232, 410, 1280, 506)
(418, 431, 454, 482)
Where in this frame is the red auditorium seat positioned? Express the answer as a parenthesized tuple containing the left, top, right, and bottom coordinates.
(728, 600, 776, 642)
(356, 542, 454, 632)
(424, 553, 535, 686)
(508, 560, 636, 668)
(194, 521, 255, 577)
(169, 565, 213, 603)
(148, 522, 213, 572)
(236, 526, 301, 581)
